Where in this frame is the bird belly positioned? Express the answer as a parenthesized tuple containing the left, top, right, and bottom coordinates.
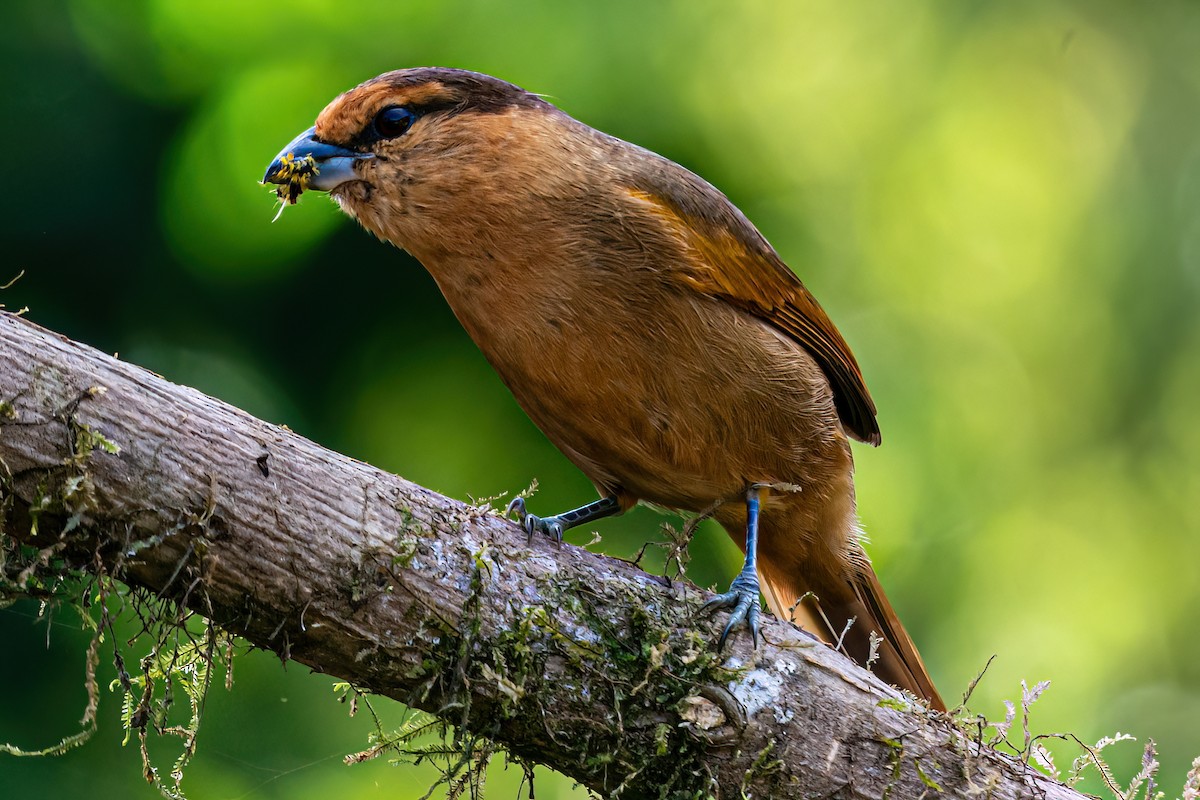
(444, 275, 850, 513)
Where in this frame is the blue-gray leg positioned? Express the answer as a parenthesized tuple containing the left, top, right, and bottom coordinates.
(505, 495, 621, 543)
(703, 486, 764, 650)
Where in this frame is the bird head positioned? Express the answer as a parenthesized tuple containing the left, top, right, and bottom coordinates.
(263, 67, 590, 259)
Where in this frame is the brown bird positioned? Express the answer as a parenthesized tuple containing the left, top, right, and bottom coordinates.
(264, 67, 944, 710)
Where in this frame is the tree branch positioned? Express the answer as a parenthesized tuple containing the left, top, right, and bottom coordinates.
(0, 311, 1084, 799)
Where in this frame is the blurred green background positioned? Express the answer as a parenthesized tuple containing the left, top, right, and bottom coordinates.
(3, 0, 1199, 797)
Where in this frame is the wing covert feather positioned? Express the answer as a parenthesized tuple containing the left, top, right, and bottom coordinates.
(625, 184, 880, 445)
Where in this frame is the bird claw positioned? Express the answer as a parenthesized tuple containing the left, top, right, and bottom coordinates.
(505, 496, 565, 544)
(702, 572, 762, 651)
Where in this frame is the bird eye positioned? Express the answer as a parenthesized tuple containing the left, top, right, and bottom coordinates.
(373, 106, 416, 139)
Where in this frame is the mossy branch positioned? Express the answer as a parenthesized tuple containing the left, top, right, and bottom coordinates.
(0, 311, 1088, 799)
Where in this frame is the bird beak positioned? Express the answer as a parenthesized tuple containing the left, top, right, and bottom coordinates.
(262, 127, 371, 193)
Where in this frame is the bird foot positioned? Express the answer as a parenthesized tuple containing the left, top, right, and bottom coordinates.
(505, 497, 565, 543)
(702, 571, 762, 650)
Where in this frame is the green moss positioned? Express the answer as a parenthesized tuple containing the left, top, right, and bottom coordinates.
(916, 760, 944, 792)
(394, 503, 433, 539)
(391, 536, 419, 569)
(740, 739, 782, 794)
(654, 723, 671, 756)
(67, 420, 121, 465)
(510, 569, 745, 797)
(881, 737, 904, 800)
(349, 533, 745, 799)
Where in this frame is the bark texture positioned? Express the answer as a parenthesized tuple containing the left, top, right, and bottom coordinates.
(0, 311, 1085, 799)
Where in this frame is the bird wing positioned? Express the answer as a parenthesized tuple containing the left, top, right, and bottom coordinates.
(625, 182, 880, 445)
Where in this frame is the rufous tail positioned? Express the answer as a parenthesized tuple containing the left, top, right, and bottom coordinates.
(760, 558, 946, 711)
